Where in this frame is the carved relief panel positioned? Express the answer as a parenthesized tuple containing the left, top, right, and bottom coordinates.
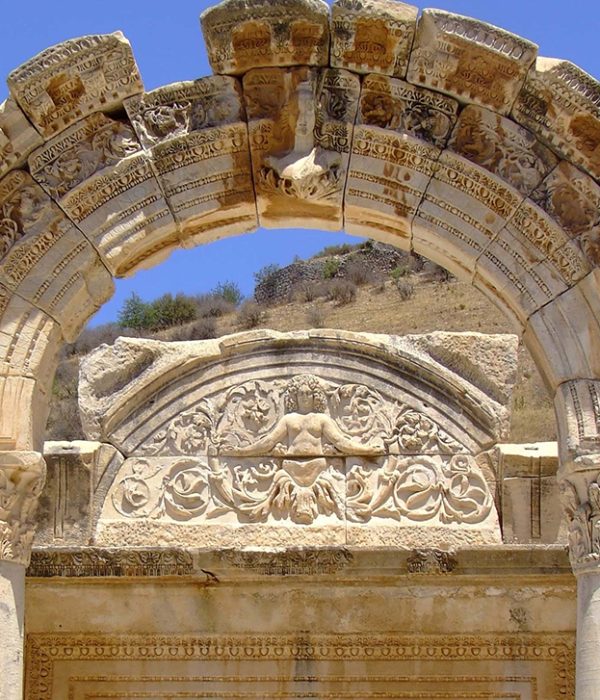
(78, 331, 518, 548)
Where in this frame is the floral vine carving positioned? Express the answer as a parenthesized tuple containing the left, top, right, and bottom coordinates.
(105, 374, 495, 529)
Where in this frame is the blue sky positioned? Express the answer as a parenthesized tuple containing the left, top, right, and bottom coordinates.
(1, 1, 598, 325)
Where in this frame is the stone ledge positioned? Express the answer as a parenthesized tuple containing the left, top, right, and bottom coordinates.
(26, 544, 572, 579)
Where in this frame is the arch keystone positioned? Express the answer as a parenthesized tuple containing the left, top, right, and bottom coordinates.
(201, 0, 330, 75)
(244, 66, 359, 230)
(7, 33, 143, 139)
(407, 9, 537, 115)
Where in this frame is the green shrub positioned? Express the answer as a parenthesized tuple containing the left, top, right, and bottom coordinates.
(212, 281, 243, 306)
(118, 293, 157, 331)
(322, 257, 340, 279)
(390, 264, 411, 280)
(253, 263, 281, 286)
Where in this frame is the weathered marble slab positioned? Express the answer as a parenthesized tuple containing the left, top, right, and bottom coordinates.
(358, 74, 459, 148)
(512, 58, 600, 182)
(201, 0, 330, 75)
(28, 113, 178, 277)
(554, 380, 600, 466)
(151, 126, 257, 246)
(448, 104, 558, 195)
(243, 67, 359, 230)
(330, 0, 418, 77)
(0, 171, 113, 340)
(407, 10, 537, 115)
(525, 269, 600, 389)
(345, 127, 440, 245)
(0, 98, 43, 179)
(7, 33, 143, 138)
(414, 151, 524, 280)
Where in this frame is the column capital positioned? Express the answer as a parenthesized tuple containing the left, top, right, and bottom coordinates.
(0, 451, 45, 566)
(560, 466, 600, 573)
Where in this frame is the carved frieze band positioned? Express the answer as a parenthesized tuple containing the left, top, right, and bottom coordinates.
(0, 451, 46, 565)
(25, 632, 575, 700)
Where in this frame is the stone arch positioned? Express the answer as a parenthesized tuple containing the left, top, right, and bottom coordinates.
(1, 1, 598, 486)
(0, 1, 599, 697)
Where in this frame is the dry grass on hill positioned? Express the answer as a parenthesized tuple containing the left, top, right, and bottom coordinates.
(48, 275, 555, 443)
(185, 278, 554, 443)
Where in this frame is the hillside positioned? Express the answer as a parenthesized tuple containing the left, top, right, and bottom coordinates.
(48, 247, 555, 444)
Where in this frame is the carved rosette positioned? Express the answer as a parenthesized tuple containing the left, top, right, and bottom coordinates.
(0, 451, 46, 565)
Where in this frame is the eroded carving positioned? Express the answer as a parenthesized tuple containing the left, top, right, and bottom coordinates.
(244, 67, 359, 228)
(125, 76, 245, 149)
(28, 113, 141, 199)
(0, 451, 46, 565)
(359, 74, 458, 148)
(531, 161, 600, 266)
(449, 105, 558, 195)
(562, 474, 600, 571)
(330, 0, 418, 77)
(512, 58, 600, 181)
(7, 33, 143, 137)
(201, 0, 330, 75)
(407, 10, 537, 114)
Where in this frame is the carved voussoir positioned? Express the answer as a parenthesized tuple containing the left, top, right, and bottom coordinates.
(25, 111, 176, 279)
(531, 160, 600, 269)
(524, 269, 600, 390)
(407, 10, 537, 115)
(358, 74, 459, 148)
(0, 284, 61, 378)
(244, 67, 359, 230)
(330, 0, 418, 78)
(448, 105, 558, 196)
(124, 76, 245, 150)
(0, 170, 113, 341)
(151, 125, 258, 246)
(554, 381, 600, 468)
(414, 151, 523, 281)
(345, 126, 439, 244)
(512, 58, 600, 182)
(0, 450, 45, 565)
(473, 192, 590, 324)
(51, 147, 179, 278)
(201, 0, 330, 75)
(0, 98, 43, 179)
(7, 33, 143, 138)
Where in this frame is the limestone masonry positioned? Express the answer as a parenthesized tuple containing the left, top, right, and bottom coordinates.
(0, 0, 599, 697)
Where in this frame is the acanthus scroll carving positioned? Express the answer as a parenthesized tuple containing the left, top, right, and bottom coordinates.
(0, 451, 46, 565)
(561, 473, 600, 571)
(104, 373, 495, 529)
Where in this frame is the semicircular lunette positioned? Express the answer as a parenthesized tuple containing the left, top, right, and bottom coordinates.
(78, 329, 518, 548)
